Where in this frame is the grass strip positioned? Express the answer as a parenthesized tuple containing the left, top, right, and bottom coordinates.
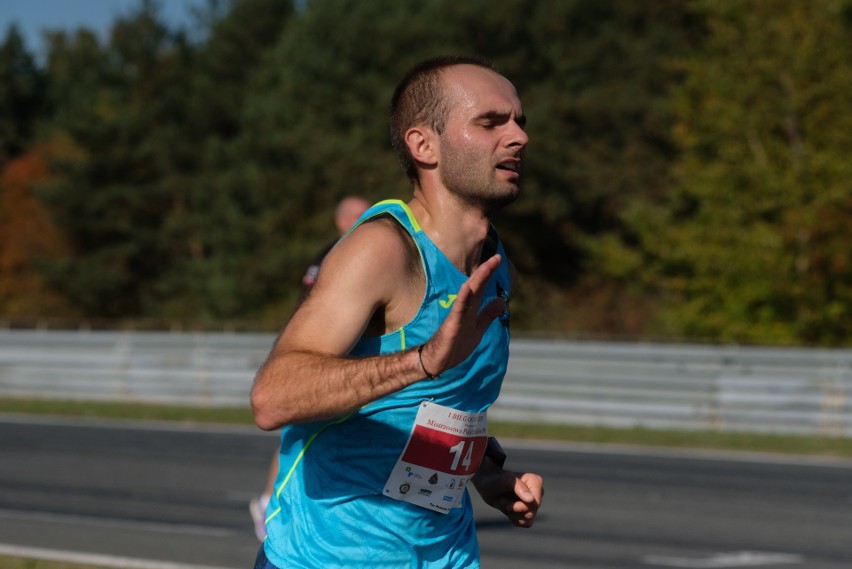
(488, 421, 852, 458)
(0, 397, 255, 424)
(0, 556, 107, 569)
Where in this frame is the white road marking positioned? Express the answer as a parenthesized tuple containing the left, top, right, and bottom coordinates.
(643, 551, 803, 568)
(0, 544, 235, 569)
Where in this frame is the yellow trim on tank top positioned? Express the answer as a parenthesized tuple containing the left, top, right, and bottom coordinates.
(373, 199, 422, 233)
(265, 413, 353, 525)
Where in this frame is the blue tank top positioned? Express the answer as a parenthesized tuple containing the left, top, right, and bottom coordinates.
(263, 200, 512, 569)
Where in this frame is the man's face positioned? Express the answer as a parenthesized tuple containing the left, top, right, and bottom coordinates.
(436, 65, 528, 213)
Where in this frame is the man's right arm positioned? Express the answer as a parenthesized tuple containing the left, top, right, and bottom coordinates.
(251, 221, 421, 429)
(250, 221, 506, 430)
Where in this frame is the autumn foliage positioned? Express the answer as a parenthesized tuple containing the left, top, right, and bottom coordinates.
(0, 144, 75, 317)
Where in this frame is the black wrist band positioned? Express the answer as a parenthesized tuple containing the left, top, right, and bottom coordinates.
(485, 436, 507, 469)
(417, 345, 438, 380)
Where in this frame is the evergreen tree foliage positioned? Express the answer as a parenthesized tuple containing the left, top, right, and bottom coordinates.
(615, 0, 852, 344)
(506, 0, 697, 333)
(0, 25, 45, 164)
(4, 0, 852, 346)
(147, 0, 294, 321)
(34, 0, 292, 321)
(237, 0, 693, 329)
(34, 2, 189, 318)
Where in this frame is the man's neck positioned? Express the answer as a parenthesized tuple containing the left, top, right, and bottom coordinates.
(408, 188, 493, 276)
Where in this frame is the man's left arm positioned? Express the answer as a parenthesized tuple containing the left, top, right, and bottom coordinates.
(472, 262, 543, 527)
(471, 444, 544, 528)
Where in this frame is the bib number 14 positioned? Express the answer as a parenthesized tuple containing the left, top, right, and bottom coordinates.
(449, 440, 475, 472)
(383, 401, 489, 513)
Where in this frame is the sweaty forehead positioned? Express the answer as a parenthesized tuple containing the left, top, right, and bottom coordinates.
(441, 65, 522, 115)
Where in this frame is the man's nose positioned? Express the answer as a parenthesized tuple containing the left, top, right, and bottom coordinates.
(508, 121, 529, 148)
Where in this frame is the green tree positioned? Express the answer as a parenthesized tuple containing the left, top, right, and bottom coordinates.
(35, 0, 292, 322)
(238, 0, 694, 329)
(617, 0, 852, 345)
(508, 0, 698, 333)
(151, 0, 294, 321)
(8, 0, 714, 335)
(35, 1, 193, 317)
(0, 24, 45, 164)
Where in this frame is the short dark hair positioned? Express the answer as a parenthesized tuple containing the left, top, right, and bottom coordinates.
(390, 56, 493, 182)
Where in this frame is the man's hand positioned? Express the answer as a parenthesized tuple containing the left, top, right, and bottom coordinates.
(473, 461, 544, 528)
(418, 254, 506, 376)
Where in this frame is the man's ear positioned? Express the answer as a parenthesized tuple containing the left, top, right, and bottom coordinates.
(405, 126, 438, 168)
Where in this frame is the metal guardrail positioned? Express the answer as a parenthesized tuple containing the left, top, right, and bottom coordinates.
(0, 330, 850, 436)
(500, 339, 852, 436)
(0, 330, 272, 408)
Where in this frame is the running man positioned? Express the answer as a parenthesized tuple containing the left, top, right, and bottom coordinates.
(250, 56, 544, 568)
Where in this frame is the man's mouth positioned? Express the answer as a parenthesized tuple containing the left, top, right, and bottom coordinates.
(496, 159, 522, 176)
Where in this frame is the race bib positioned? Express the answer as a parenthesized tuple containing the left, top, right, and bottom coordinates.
(383, 401, 488, 514)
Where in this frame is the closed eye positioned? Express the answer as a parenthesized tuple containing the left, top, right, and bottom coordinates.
(476, 111, 526, 130)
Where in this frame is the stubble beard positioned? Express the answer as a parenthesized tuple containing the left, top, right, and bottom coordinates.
(439, 144, 520, 216)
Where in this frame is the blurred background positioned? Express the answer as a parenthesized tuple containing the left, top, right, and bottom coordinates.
(2, 3, 852, 568)
(2, 0, 850, 346)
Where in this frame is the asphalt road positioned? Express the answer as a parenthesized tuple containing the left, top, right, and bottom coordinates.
(1, 415, 851, 569)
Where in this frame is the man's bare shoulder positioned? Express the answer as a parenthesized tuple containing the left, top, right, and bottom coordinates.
(280, 216, 419, 354)
(338, 216, 416, 266)
(312, 216, 419, 300)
